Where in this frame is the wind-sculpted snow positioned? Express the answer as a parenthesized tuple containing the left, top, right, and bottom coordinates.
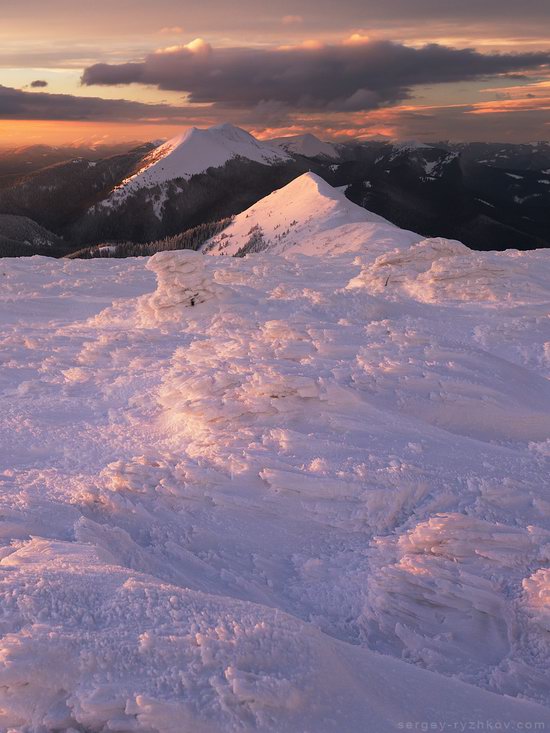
(139, 250, 223, 323)
(2, 190, 550, 730)
(349, 237, 550, 304)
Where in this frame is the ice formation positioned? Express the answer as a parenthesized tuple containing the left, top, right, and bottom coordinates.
(139, 249, 223, 323)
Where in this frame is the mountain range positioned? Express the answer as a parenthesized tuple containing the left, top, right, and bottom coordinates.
(0, 123, 549, 257)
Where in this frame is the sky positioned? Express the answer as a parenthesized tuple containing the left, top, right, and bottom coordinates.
(1, 0, 550, 145)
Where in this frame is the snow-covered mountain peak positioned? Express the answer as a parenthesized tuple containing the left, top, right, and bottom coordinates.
(270, 171, 369, 218)
(104, 123, 292, 205)
(270, 133, 339, 159)
(208, 122, 263, 145)
(202, 172, 419, 256)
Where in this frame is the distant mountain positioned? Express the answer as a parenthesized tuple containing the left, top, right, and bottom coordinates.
(453, 141, 550, 171)
(0, 141, 156, 186)
(202, 172, 419, 257)
(269, 133, 339, 160)
(0, 214, 67, 257)
(68, 126, 303, 245)
(102, 124, 291, 208)
(0, 144, 156, 234)
(325, 141, 550, 250)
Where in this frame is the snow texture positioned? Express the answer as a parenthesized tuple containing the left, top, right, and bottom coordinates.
(1, 174, 550, 731)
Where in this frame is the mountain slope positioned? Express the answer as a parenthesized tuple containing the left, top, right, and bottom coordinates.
(0, 214, 67, 256)
(329, 141, 550, 250)
(0, 144, 155, 235)
(202, 172, 421, 256)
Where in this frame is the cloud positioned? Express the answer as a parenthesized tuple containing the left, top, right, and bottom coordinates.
(282, 15, 303, 25)
(158, 26, 184, 35)
(0, 84, 200, 122)
(82, 38, 550, 113)
(30, 80, 48, 88)
(319, 97, 550, 142)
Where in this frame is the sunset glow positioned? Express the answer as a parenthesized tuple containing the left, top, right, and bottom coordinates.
(1, 0, 550, 145)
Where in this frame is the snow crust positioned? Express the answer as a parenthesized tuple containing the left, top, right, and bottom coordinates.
(2, 176, 550, 730)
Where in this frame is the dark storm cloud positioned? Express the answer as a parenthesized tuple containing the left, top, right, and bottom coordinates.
(30, 80, 48, 88)
(82, 40, 550, 112)
(0, 85, 195, 122)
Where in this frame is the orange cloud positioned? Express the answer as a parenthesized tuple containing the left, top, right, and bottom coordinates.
(155, 37, 211, 56)
(467, 97, 550, 114)
(344, 33, 371, 45)
(158, 26, 184, 35)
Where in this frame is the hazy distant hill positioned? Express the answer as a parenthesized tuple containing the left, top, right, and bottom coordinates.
(0, 214, 67, 257)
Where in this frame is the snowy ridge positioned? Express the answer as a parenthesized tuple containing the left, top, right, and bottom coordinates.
(99, 123, 291, 208)
(269, 133, 339, 159)
(2, 181, 550, 729)
(203, 171, 421, 256)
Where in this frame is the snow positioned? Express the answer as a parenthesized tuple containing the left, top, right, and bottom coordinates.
(100, 124, 291, 208)
(202, 172, 420, 256)
(515, 194, 542, 204)
(423, 160, 438, 176)
(2, 175, 550, 730)
(269, 133, 339, 159)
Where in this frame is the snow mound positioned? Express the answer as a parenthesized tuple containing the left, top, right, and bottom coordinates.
(269, 133, 339, 159)
(105, 123, 291, 205)
(139, 250, 222, 324)
(348, 237, 550, 304)
(350, 318, 550, 442)
(203, 172, 420, 256)
(364, 514, 550, 694)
